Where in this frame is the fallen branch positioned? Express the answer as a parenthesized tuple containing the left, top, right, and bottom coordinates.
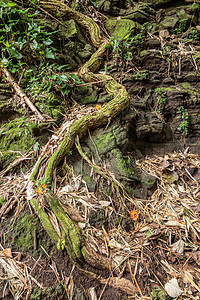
(1, 65, 45, 122)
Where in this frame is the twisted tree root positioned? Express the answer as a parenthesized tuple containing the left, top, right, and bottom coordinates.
(21, 0, 134, 293)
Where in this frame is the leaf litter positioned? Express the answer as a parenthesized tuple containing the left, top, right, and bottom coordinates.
(0, 147, 200, 299)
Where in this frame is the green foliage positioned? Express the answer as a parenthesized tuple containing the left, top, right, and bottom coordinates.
(177, 106, 189, 135)
(89, 0, 100, 8)
(135, 71, 148, 80)
(107, 23, 152, 61)
(174, 17, 199, 42)
(132, 22, 152, 48)
(154, 87, 167, 114)
(24, 63, 83, 118)
(107, 34, 134, 63)
(0, 196, 6, 208)
(0, 1, 89, 119)
(174, 18, 187, 35)
(162, 45, 172, 57)
(0, 1, 58, 74)
(188, 27, 199, 41)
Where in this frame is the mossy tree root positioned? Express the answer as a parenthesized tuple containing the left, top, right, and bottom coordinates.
(37, 0, 104, 47)
(22, 0, 131, 277)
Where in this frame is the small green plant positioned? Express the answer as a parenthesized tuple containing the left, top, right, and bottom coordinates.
(34, 177, 51, 199)
(90, 0, 100, 8)
(162, 45, 172, 57)
(25, 63, 83, 99)
(154, 87, 167, 114)
(132, 22, 152, 48)
(177, 106, 189, 135)
(107, 34, 134, 63)
(174, 18, 187, 35)
(188, 27, 199, 41)
(56, 239, 66, 250)
(135, 71, 148, 80)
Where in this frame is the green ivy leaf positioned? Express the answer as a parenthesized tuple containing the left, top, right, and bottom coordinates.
(9, 47, 22, 59)
(31, 39, 38, 49)
(7, 2, 17, 7)
(33, 142, 40, 152)
(0, 8, 3, 18)
(45, 48, 55, 59)
(43, 38, 53, 46)
(51, 74, 57, 80)
(1, 57, 9, 65)
(6, 40, 10, 48)
(58, 74, 68, 82)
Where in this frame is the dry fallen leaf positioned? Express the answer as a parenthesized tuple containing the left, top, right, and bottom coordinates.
(171, 240, 185, 254)
(0, 248, 12, 258)
(165, 278, 183, 298)
(192, 251, 200, 266)
(165, 220, 185, 229)
(99, 200, 111, 207)
(88, 287, 97, 300)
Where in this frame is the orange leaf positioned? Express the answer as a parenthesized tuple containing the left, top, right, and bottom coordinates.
(130, 210, 139, 221)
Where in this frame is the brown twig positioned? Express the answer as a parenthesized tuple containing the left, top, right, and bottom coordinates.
(128, 259, 143, 296)
(1, 65, 45, 122)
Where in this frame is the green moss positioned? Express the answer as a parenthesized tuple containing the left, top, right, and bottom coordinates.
(82, 175, 96, 192)
(160, 15, 179, 29)
(13, 212, 39, 252)
(31, 283, 66, 300)
(105, 19, 139, 39)
(94, 131, 116, 155)
(35, 92, 64, 119)
(0, 117, 37, 168)
(151, 286, 169, 300)
(58, 19, 77, 39)
(180, 82, 199, 96)
(0, 196, 6, 208)
(110, 148, 141, 181)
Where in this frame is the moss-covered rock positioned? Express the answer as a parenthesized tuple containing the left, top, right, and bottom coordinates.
(86, 122, 130, 158)
(58, 19, 78, 39)
(92, 131, 116, 155)
(73, 85, 99, 105)
(122, 3, 155, 24)
(13, 213, 39, 252)
(0, 117, 37, 168)
(160, 15, 179, 30)
(78, 44, 94, 60)
(109, 148, 141, 181)
(82, 174, 96, 192)
(105, 19, 140, 39)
